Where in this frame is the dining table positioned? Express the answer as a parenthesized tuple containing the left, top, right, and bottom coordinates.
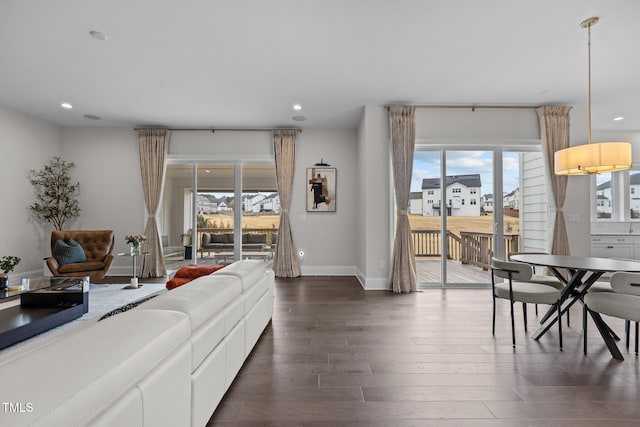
(509, 253, 640, 360)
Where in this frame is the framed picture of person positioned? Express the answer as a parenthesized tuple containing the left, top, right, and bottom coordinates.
(306, 167, 336, 212)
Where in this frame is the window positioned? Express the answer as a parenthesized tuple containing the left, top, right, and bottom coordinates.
(461, 199, 465, 205)
(470, 189, 477, 194)
(452, 188, 461, 193)
(427, 190, 434, 195)
(591, 170, 640, 221)
(470, 199, 477, 205)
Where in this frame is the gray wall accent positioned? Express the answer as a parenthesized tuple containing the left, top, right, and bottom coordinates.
(0, 106, 61, 274)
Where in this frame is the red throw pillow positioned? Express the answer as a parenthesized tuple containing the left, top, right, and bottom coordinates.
(166, 264, 225, 290)
(166, 277, 192, 290)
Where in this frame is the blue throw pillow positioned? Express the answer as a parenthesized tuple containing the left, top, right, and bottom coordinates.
(53, 238, 87, 265)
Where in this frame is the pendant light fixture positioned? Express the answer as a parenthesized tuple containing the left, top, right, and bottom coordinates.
(554, 17, 632, 175)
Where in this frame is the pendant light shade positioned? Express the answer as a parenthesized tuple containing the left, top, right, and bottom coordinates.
(554, 17, 632, 175)
(554, 141, 632, 175)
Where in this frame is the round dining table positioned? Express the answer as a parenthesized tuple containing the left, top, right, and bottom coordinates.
(510, 253, 640, 360)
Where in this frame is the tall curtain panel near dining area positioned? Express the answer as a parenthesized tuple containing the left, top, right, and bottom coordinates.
(537, 106, 572, 256)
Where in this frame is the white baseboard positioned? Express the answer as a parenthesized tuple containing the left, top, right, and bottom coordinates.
(300, 265, 356, 276)
(354, 267, 390, 290)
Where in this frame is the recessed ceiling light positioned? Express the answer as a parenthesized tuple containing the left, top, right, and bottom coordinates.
(90, 30, 108, 41)
(60, 102, 73, 109)
(293, 104, 302, 111)
(83, 114, 101, 120)
(292, 115, 307, 121)
(613, 116, 625, 121)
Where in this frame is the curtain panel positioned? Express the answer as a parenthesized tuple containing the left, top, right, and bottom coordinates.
(389, 106, 417, 293)
(138, 128, 170, 278)
(537, 106, 572, 256)
(273, 129, 301, 278)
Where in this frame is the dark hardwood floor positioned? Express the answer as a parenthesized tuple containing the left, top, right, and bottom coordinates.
(208, 275, 640, 426)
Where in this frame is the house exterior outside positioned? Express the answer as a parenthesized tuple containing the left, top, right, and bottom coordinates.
(196, 195, 217, 215)
(419, 174, 481, 217)
(596, 181, 612, 218)
(482, 194, 494, 214)
(503, 188, 520, 210)
(631, 173, 640, 218)
(409, 192, 423, 215)
(243, 193, 280, 213)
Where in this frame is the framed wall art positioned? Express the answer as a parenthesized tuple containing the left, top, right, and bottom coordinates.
(306, 167, 336, 212)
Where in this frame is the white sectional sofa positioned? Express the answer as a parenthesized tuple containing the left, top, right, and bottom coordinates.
(0, 260, 274, 427)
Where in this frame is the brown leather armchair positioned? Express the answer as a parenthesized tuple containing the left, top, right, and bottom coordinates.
(46, 230, 115, 281)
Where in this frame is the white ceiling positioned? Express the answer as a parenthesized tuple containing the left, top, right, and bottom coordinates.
(1, 0, 639, 131)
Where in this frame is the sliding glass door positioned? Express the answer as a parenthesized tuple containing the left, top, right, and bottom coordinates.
(410, 144, 526, 287)
(159, 161, 276, 271)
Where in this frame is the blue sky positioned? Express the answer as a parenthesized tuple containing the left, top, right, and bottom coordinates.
(412, 151, 520, 196)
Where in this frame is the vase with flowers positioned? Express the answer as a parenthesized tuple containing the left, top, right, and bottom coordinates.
(125, 234, 147, 256)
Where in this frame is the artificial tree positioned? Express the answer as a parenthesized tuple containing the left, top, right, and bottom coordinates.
(29, 156, 81, 230)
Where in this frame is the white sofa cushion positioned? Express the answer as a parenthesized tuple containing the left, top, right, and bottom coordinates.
(0, 309, 190, 427)
(138, 274, 242, 331)
(212, 259, 267, 291)
(137, 274, 242, 370)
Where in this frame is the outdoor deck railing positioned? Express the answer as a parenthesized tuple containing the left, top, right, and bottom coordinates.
(193, 227, 516, 271)
(412, 229, 519, 270)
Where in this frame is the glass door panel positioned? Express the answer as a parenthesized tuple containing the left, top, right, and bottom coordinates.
(502, 151, 521, 258)
(196, 164, 235, 263)
(410, 151, 442, 285)
(160, 163, 194, 271)
(241, 164, 278, 262)
(444, 150, 492, 285)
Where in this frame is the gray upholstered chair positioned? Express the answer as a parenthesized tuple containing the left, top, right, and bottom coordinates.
(508, 252, 565, 316)
(584, 271, 640, 355)
(491, 258, 564, 349)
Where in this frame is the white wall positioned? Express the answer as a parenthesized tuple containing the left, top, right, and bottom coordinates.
(356, 105, 391, 289)
(292, 129, 358, 275)
(564, 106, 591, 256)
(61, 128, 145, 272)
(0, 107, 61, 279)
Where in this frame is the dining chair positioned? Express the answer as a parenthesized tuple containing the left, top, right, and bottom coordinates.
(491, 257, 564, 349)
(508, 252, 565, 316)
(583, 271, 640, 356)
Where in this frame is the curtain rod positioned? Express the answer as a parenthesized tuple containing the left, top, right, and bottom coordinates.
(385, 104, 541, 110)
(133, 127, 302, 133)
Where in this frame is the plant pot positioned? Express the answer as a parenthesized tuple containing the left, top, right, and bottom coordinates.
(0, 276, 8, 290)
(184, 245, 192, 260)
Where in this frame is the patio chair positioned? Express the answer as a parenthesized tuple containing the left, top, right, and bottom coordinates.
(491, 257, 564, 349)
(583, 271, 640, 356)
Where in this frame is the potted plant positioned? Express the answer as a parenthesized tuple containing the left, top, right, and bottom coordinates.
(29, 156, 81, 230)
(179, 230, 193, 259)
(0, 256, 21, 290)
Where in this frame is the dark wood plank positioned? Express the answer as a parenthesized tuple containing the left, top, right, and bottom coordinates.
(207, 275, 640, 425)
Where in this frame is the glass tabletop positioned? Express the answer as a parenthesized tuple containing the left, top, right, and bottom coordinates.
(0, 276, 88, 302)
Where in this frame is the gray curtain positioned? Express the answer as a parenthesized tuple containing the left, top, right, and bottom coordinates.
(273, 129, 301, 278)
(389, 106, 417, 293)
(537, 106, 572, 256)
(138, 128, 170, 278)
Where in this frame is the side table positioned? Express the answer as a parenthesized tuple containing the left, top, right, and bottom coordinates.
(116, 251, 150, 289)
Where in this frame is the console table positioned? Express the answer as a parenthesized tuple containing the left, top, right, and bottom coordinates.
(0, 276, 89, 350)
